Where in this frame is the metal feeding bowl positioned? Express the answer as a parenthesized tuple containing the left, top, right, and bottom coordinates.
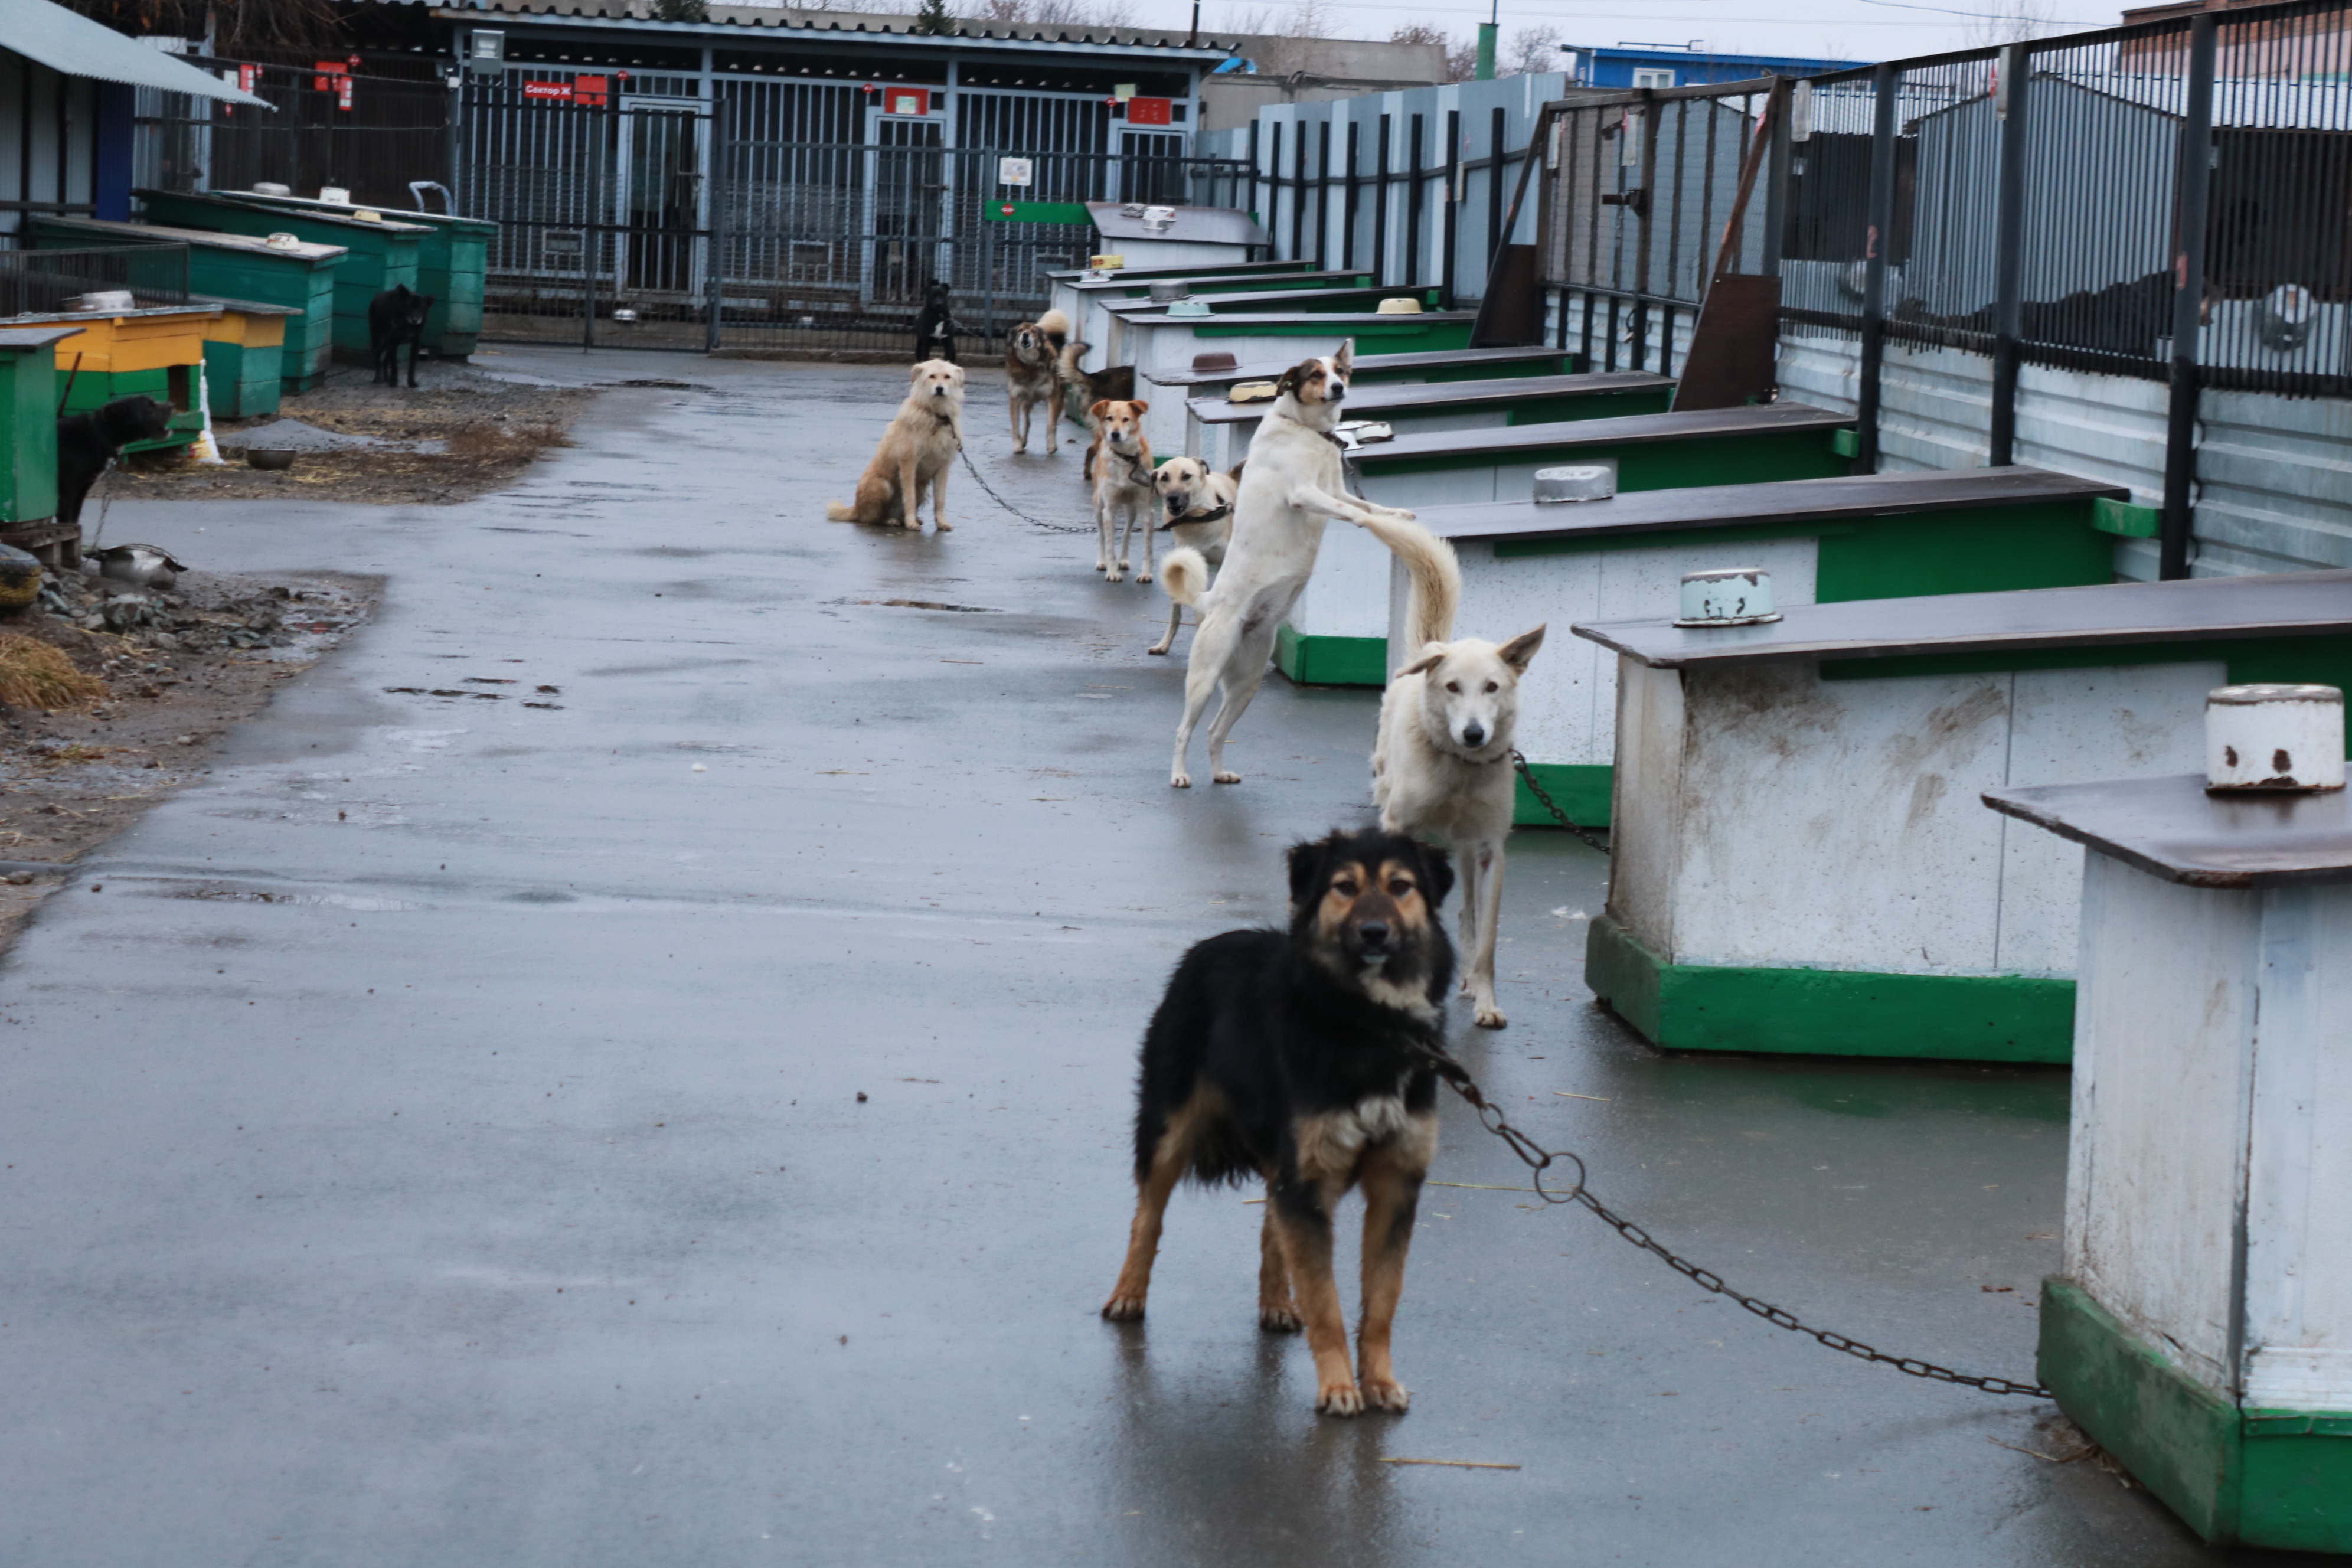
(1227, 380, 1278, 404)
(2206, 683, 2346, 793)
(246, 449, 296, 472)
(1164, 299, 1211, 318)
(1374, 296, 1424, 315)
(1532, 463, 1616, 504)
(1676, 567, 1782, 628)
(1148, 280, 1190, 303)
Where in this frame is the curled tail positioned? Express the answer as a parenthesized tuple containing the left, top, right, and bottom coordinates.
(1161, 547, 1210, 607)
(1038, 308, 1070, 352)
(1352, 511, 1460, 649)
(825, 499, 856, 522)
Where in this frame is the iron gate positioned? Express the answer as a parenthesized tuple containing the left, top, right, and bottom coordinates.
(456, 83, 1250, 354)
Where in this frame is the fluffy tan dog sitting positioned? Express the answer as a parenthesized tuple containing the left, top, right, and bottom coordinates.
(826, 359, 965, 531)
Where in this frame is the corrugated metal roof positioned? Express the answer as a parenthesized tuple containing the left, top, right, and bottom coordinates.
(0, 0, 272, 105)
(435, 0, 1237, 57)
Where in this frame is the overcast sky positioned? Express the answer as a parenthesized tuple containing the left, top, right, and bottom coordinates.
(1182, 0, 2121, 68)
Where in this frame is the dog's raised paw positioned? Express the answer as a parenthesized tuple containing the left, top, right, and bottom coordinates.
(1361, 1378, 1412, 1413)
(1100, 1293, 1146, 1322)
(1474, 1004, 1508, 1030)
(1317, 1381, 1366, 1417)
(1259, 1304, 1302, 1333)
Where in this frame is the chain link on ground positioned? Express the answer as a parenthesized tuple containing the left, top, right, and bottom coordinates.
(1411, 1038, 2053, 1400)
(958, 445, 1093, 534)
(1510, 749, 1611, 853)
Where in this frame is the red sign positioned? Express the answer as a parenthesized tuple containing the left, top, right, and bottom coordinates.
(1125, 96, 1172, 126)
(522, 80, 575, 102)
(574, 74, 610, 107)
(237, 63, 257, 93)
(882, 86, 930, 117)
(313, 57, 357, 92)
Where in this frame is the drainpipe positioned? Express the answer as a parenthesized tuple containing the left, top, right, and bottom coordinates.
(2160, 13, 2216, 581)
(1853, 61, 1897, 474)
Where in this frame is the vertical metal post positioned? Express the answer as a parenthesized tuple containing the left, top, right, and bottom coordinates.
(1374, 113, 1391, 285)
(1760, 78, 1791, 279)
(1485, 106, 1505, 282)
(1989, 43, 2030, 466)
(705, 108, 724, 354)
(1631, 89, 1659, 372)
(1406, 112, 1424, 288)
(2161, 15, 2217, 581)
(1854, 62, 1899, 473)
(1316, 121, 1331, 269)
(982, 192, 997, 344)
(1247, 119, 1260, 228)
(1441, 108, 1460, 306)
(1269, 120, 1283, 256)
(1343, 120, 1359, 270)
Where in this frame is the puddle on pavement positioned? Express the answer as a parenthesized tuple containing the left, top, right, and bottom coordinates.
(835, 597, 1000, 613)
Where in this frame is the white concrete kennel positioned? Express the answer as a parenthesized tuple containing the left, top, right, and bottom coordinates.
(1406, 466, 2131, 827)
(1139, 342, 1580, 411)
(1107, 310, 1478, 459)
(1046, 266, 1367, 373)
(1044, 259, 1316, 366)
(1184, 370, 1674, 471)
(1984, 773, 2352, 1553)
(1574, 569, 2352, 1063)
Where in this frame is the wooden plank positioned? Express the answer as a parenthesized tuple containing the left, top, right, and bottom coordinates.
(1578, 566, 2352, 669)
(1985, 773, 2352, 888)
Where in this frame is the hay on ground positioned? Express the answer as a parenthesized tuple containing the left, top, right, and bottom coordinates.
(0, 635, 109, 711)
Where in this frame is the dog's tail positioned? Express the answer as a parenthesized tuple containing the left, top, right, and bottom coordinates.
(1054, 338, 1089, 385)
(825, 499, 857, 522)
(1038, 308, 1070, 352)
(1161, 547, 1211, 607)
(1353, 510, 1461, 649)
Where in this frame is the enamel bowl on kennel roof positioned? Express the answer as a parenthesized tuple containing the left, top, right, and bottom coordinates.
(1575, 567, 2352, 1066)
(2204, 682, 2344, 792)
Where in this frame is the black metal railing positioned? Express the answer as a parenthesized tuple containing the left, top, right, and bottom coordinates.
(0, 244, 192, 317)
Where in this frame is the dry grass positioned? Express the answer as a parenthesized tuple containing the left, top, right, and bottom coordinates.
(444, 422, 575, 460)
(0, 635, 110, 713)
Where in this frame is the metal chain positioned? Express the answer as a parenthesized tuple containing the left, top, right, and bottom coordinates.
(956, 445, 1093, 534)
(1510, 749, 1611, 854)
(1410, 1038, 2053, 1400)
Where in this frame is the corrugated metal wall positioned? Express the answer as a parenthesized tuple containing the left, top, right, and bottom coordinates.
(1778, 332, 2352, 581)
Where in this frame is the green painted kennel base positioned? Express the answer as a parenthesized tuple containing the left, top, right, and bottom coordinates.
(2040, 1278, 2352, 1552)
(1584, 913, 2076, 1063)
(1513, 762, 1612, 829)
(1275, 625, 1388, 687)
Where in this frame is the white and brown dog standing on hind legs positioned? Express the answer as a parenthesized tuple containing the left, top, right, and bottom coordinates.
(1004, 311, 1066, 454)
(1089, 398, 1158, 582)
(1371, 527, 1547, 1028)
(1158, 341, 1442, 788)
(824, 358, 965, 531)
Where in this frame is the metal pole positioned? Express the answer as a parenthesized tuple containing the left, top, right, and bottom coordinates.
(1989, 43, 2030, 467)
(1406, 113, 1423, 288)
(2161, 14, 2217, 581)
(705, 109, 724, 354)
(1760, 78, 1791, 279)
(1291, 122, 1306, 262)
(1343, 119, 1359, 270)
(1316, 121, 1331, 270)
(1854, 62, 1899, 474)
(1441, 107, 1459, 306)
(1374, 113, 1391, 286)
(1485, 106, 1507, 282)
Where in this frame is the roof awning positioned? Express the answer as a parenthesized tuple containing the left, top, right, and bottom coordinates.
(0, 0, 272, 107)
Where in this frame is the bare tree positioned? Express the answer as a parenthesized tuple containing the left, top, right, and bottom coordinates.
(1503, 23, 1562, 77)
(1965, 0, 2063, 45)
(1390, 22, 1476, 82)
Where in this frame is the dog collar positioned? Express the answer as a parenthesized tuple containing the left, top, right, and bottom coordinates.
(1158, 501, 1231, 530)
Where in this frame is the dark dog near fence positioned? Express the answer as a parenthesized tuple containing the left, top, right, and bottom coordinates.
(56, 395, 173, 530)
(913, 280, 965, 365)
(1102, 827, 1458, 1417)
(369, 285, 435, 388)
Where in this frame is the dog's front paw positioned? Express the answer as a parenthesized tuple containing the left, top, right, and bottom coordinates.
(1171, 771, 1192, 789)
(1101, 1292, 1146, 1322)
(936, 518, 953, 531)
(1105, 569, 1125, 583)
(1259, 1302, 1302, 1333)
(1381, 506, 1419, 521)
(1135, 571, 1152, 584)
(1473, 1003, 1508, 1030)
(1316, 1379, 1366, 1417)
(1360, 1377, 1411, 1413)
(1213, 770, 1241, 785)
(1146, 643, 1171, 656)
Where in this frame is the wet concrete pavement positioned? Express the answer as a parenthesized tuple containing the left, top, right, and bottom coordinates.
(0, 351, 2300, 1565)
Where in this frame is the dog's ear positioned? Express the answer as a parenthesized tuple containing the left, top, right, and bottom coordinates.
(1131, 399, 1148, 415)
(1089, 400, 1112, 419)
(1275, 359, 1315, 397)
(1498, 625, 1546, 673)
(1226, 459, 1246, 484)
(1398, 645, 1447, 678)
(1332, 340, 1355, 374)
(1285, 837, 1329, 910)
(909, 362, 928, 381)
(1416, 841, 1455, 909)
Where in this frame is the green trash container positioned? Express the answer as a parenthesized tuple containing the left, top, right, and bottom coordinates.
(28, 215, 343, 394)
(0, 326, 81, 563)
(210, 190, 492, 358)
(134, 188, 426, 362)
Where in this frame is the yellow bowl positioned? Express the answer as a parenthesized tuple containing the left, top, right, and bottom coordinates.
(1228, 381, 1278, 403)
(1375, 297, 1424, 315)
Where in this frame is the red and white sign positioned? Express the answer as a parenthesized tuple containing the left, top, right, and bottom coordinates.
(883, 87, 930, 117)
(313, 57, 357, 92)
(522, 80, 574, 102)
(237, 63, 257, 94)
(1124, 96, 1172, 126)
(574, 74, 610, 107)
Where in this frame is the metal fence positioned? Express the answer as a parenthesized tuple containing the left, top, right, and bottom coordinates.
(458, 83, 1249, 354)
(134, 58, 453, 215)
(0, 243, 191, 316)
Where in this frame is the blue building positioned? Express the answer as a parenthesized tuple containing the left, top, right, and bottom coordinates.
(1575, 44, 1865, 90)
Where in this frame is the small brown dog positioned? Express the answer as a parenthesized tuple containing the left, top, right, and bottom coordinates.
(1056, 338, 1137, 479)
(1089, 399, 1156, 582)
(1006, 311, 1066, 455)
(826, 359, 965, 531)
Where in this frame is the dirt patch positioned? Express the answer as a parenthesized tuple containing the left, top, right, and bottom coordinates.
(0, 567, 377, 952)
(99, 363, 589, 509)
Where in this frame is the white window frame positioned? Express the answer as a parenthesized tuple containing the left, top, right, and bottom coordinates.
(1631, 67, 1677, 89)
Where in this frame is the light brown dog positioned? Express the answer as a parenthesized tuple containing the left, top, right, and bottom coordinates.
(1146, 456, 1236, 655)
(825, 359, 965, 531)
(1005, 311, 1065, 455)
(1089, 398, 1156, 582)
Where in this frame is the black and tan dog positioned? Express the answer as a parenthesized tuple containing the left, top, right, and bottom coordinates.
(1102, 828, 1456, 1417)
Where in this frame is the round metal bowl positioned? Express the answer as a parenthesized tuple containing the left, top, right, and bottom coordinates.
(246, 449, 297, 472)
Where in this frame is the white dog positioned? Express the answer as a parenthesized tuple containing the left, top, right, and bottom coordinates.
(1146, 456, 1236, 656)
(824, 359, 964, 531)
(1089, 398, 1157, 582)
(1158, 342, 1445, 789)
(1372, 545, 1547, 1029)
